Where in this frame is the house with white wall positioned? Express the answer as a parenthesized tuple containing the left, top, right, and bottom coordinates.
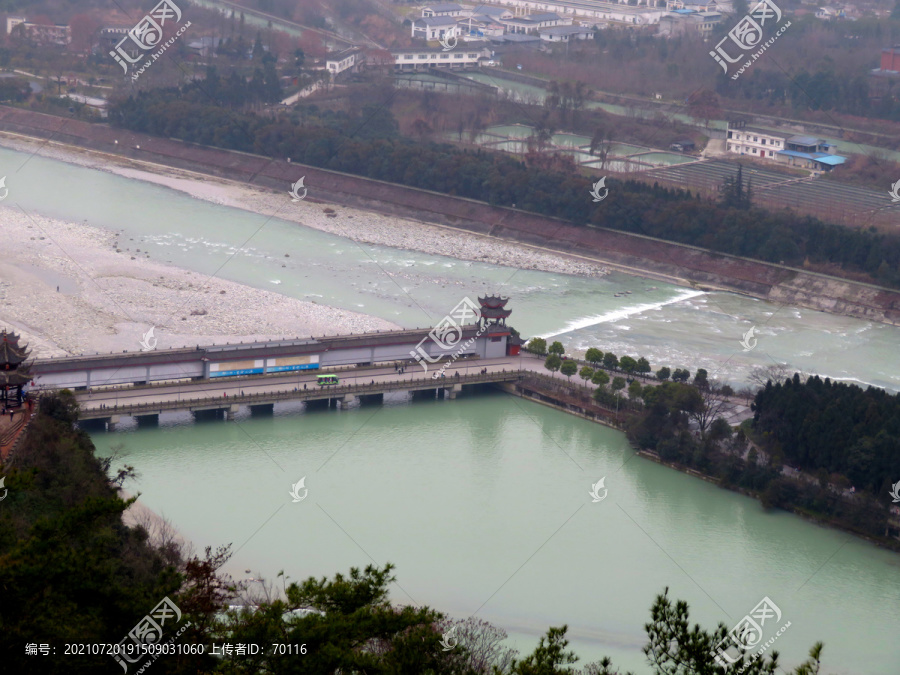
(411, 15, 462, 40)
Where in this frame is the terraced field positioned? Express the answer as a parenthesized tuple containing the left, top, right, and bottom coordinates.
(644, 160, 900, 228)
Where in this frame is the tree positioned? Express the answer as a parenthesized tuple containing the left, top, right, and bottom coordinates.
(636, 357, 651, 376)
(579, 366, 594, 386)
(560, 360, 578, 380)
(252, 32, 265, 59)
(510, 625, 579, 675)
(628, 380, 644, 402)
(709, 417, 734, 443)
(693, 368, 709, 389)
(747, 363, 792, 389)
(589, 126, 613, 168)
(688, 383, 737, 441)
(602, 353, 619, 370)
(619, 355, 637, 375)
(437, 616, 518, 674)
(656, 366, 671, 381)
(0, 395, 192, 673)
(222, 563, 456, 674)
(545, 354, 562, 373)
(585, 347, 603, 366)
(592, 369, 610, 388)
(548, 341, 565, 356)
(720, 165, 752, 210)
(672, 368, 691, 382)
(633, 588, 825, 675)
(687, 88, 720, 128)
(69, 13, 101, 53)
(410, 118, 433, 139)
(527, 337, 548, 355)
(611, 377, 627, 395)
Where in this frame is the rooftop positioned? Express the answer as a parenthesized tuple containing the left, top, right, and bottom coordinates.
(728, 125, 788, 138)
(415, 15, 459, 26)
(423, 2, 463, 10)
(541, 25, 594, 34)
(776, 150, 846, 165)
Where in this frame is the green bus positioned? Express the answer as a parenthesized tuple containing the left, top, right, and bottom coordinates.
(317, 374, 339, 386)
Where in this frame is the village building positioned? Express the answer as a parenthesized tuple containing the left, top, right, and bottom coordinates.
(540, 25, 596, 41)
(411, 15, 461, 41)
(6, 17, 71, 46)
(325, 47, 362, 79)
(422, 3, 465, 17)
(389, 45, 492, 70)
(725, 124, 845, 172)
(658, 8, 722, 36)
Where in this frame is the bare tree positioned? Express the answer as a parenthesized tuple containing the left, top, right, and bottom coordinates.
(98, 442, 137, 488)
(130, 510, 189, 567)
(436, 616, 518, 674)
(746, 363, 795, 389)
(735, 385, 757, 407)
(688, 382, 738, 440)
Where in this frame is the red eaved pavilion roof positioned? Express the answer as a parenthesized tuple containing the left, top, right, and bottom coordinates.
(478, 295, 509, 309)
(0, 330, 30, 367)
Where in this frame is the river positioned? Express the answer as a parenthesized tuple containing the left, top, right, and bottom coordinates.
(4, 145, 900, 672)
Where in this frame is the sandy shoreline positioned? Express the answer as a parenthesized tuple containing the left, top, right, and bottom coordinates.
(0, 133, 610, 358)
(0, 200, 398, 358)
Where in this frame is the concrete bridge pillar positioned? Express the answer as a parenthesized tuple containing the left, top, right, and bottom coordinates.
(226, 404, 240, 421)
(107, 415, 120, 431)
(446, 384, 463, 400)
(340, 394, 357, 409)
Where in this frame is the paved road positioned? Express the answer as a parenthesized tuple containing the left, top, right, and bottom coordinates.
(76, 356, 528, 412)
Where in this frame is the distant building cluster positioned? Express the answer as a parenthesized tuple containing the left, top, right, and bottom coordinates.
(726, 123, 846, 173)
(410, 1, 657, 45)
(5, 16, 70, 46)
(657, 3, 722, 37)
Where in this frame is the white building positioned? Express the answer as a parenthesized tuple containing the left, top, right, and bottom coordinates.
(657, 9, 721, 36)
(458, 15, 508, 38)
(726, 124, 846, 172)
(325, 47, 361, 78)
(467, 5, 516, 20)
(540, 25, 595, 40)
(389, 45, 492, 70)
(411, 15, 461, 40)
(726, 125, 786, 159)
(504, 12, 569, 32)
(422, 3, 465, 17)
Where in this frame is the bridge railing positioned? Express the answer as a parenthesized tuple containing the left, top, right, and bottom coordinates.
(77, 370, 524, 419)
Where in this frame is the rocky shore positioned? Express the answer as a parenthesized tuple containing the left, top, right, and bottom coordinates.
(0, 207, 397, 358)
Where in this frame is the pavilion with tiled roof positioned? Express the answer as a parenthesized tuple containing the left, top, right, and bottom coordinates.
(0, 329, 32, 409)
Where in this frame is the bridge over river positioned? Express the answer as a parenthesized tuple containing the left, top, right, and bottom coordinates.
(75, 358, 526, 429)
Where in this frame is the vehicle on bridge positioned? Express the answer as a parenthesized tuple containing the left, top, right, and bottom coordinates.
(317, 374, 339, 386)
